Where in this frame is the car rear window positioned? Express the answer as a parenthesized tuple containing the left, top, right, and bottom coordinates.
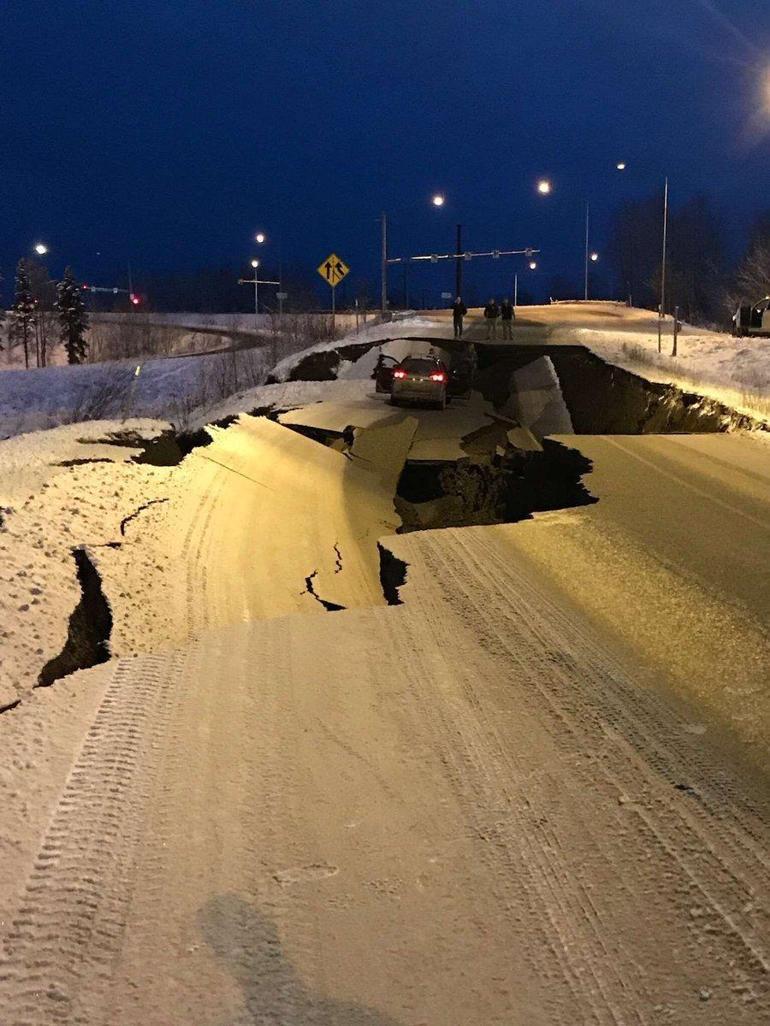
(401, 358, 438, 373)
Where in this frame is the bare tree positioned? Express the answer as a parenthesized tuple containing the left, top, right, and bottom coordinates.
(726, 210, 770, 314)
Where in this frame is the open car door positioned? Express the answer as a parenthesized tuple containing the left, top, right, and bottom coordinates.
(373, 355, 399, 393)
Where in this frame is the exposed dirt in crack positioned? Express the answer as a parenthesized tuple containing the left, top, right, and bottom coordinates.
(396, 440, 596, 532)
(55, 457, 115, 467)
(378, 543, 408, 605)
(37, 548, 113, 687)
(301, 570, 347, 612)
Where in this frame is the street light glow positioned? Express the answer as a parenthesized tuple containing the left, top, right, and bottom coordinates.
(616, 162, 627, 171)
(251, 259, 259, 268)
(529, 260, 538, 270)
(34, 243, 48, 256)
(431, 193, 445, 207)
(255, 232, 266, 244)
(590, 252, 599, 262)
(537, 179, 552, 195)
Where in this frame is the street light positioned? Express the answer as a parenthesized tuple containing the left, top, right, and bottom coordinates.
(529, 260, 538, 270)
(590, 252, 599, 262)
(537, 179, 552, 195)
(255, 232, 266, 244)
(33, 243, 48, 256)
(616, 162, 627, 171)
(381, 194, 447, 313)
(250, 259, 260, 318)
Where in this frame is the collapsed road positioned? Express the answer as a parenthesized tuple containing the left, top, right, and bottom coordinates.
(1, 308, 770, 1025)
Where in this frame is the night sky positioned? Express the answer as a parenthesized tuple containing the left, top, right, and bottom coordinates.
(1, 0, 768, 305)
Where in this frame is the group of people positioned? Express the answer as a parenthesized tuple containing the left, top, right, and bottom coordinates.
(451, 297, 516, 340)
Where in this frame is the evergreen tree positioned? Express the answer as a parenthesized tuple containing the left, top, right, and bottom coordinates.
(56, 267, 90, 365)
(10, 259, 36, 369)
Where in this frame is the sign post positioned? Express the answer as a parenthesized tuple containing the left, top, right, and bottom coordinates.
(317, 252, 350, 335)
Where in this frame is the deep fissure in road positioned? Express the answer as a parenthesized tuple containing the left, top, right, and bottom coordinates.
(395, 439, 597, 532)
(378, 543, 408, 605)
(475, 344, 763, 434)
(38, 548, 113, 687)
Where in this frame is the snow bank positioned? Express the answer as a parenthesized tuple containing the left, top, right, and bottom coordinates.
(569, 324, 770, 424)
(0, 348, 270, 440)
(0, 419, 167, 506)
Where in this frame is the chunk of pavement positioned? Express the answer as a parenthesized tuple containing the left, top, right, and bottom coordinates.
(350, 417, 418, 493)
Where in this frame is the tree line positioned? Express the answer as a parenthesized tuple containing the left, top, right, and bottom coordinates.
(606, 197, 770, 326)
(2, 259, 89, 367)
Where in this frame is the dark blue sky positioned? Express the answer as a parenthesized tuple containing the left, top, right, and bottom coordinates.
(1, 0, 768, 304)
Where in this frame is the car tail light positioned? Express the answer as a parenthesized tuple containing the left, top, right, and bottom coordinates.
(393, 369, 407, 379)
(429, 372, 446, 382)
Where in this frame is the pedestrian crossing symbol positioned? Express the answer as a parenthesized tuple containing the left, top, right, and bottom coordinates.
(317, 253, 350, 288)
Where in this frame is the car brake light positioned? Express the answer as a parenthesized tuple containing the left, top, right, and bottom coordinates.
(393, 369, 407, 378)
(429, 372, 446, 382)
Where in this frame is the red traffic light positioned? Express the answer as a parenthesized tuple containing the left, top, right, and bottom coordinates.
(130, 293, 141, 305)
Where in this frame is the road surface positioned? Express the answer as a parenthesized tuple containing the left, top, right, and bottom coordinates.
(3, 426, 770, 1024)
(2, 309, 770, 1024)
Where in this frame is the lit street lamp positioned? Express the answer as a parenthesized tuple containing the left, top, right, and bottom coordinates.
(381, 194, 447, 313)
(255, 232, 266, 244)
(537, 179, 552, 195)
(590, 252, 599, 262)
(33, 243, 48, 256)
(250, 259, 260, 318)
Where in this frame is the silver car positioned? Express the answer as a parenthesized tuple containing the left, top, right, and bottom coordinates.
(391, 356, 449, 410)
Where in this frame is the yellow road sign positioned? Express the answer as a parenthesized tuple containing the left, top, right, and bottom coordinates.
(317, 253, 350, 288)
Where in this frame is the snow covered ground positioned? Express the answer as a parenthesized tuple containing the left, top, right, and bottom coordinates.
(0, 346, 270, 439)
(573, 325, 770, 422)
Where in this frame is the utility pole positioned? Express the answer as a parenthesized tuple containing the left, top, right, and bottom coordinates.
(584, 202, 590, 302)
(514, 273, 518, 309)
(455, 223, 463, 299)
(380, 212, 388, 315)
(658, 177, 669, 354)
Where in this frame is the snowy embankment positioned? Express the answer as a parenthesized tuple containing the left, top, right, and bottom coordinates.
(0, 347, 271, 440)
(569, 321, 770, 424)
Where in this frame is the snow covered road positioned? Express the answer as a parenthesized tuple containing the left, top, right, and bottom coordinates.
(2, 306, 770, 1024)
(2, 526, 770, 1024)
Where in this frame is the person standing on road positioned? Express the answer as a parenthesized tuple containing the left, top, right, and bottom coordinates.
(500, 297, 515, 339)
(484, 298, 500, 339)
(452, 296, 467, 338)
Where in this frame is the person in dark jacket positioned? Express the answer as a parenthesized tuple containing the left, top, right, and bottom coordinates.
(452, 297, 467, 338)
(500, 298, 515, 339)
(483, 298, 500, 339)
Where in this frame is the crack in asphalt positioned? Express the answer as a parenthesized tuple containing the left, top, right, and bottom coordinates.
(301, 569, 347, 612)
(119, 498, 169, 537)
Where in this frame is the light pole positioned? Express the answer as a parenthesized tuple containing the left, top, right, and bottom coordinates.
(538, 167, 624, 301)
(250, 259, 260, 321)
(381, 193, 446, 314)
(658, 176, 669, 353)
